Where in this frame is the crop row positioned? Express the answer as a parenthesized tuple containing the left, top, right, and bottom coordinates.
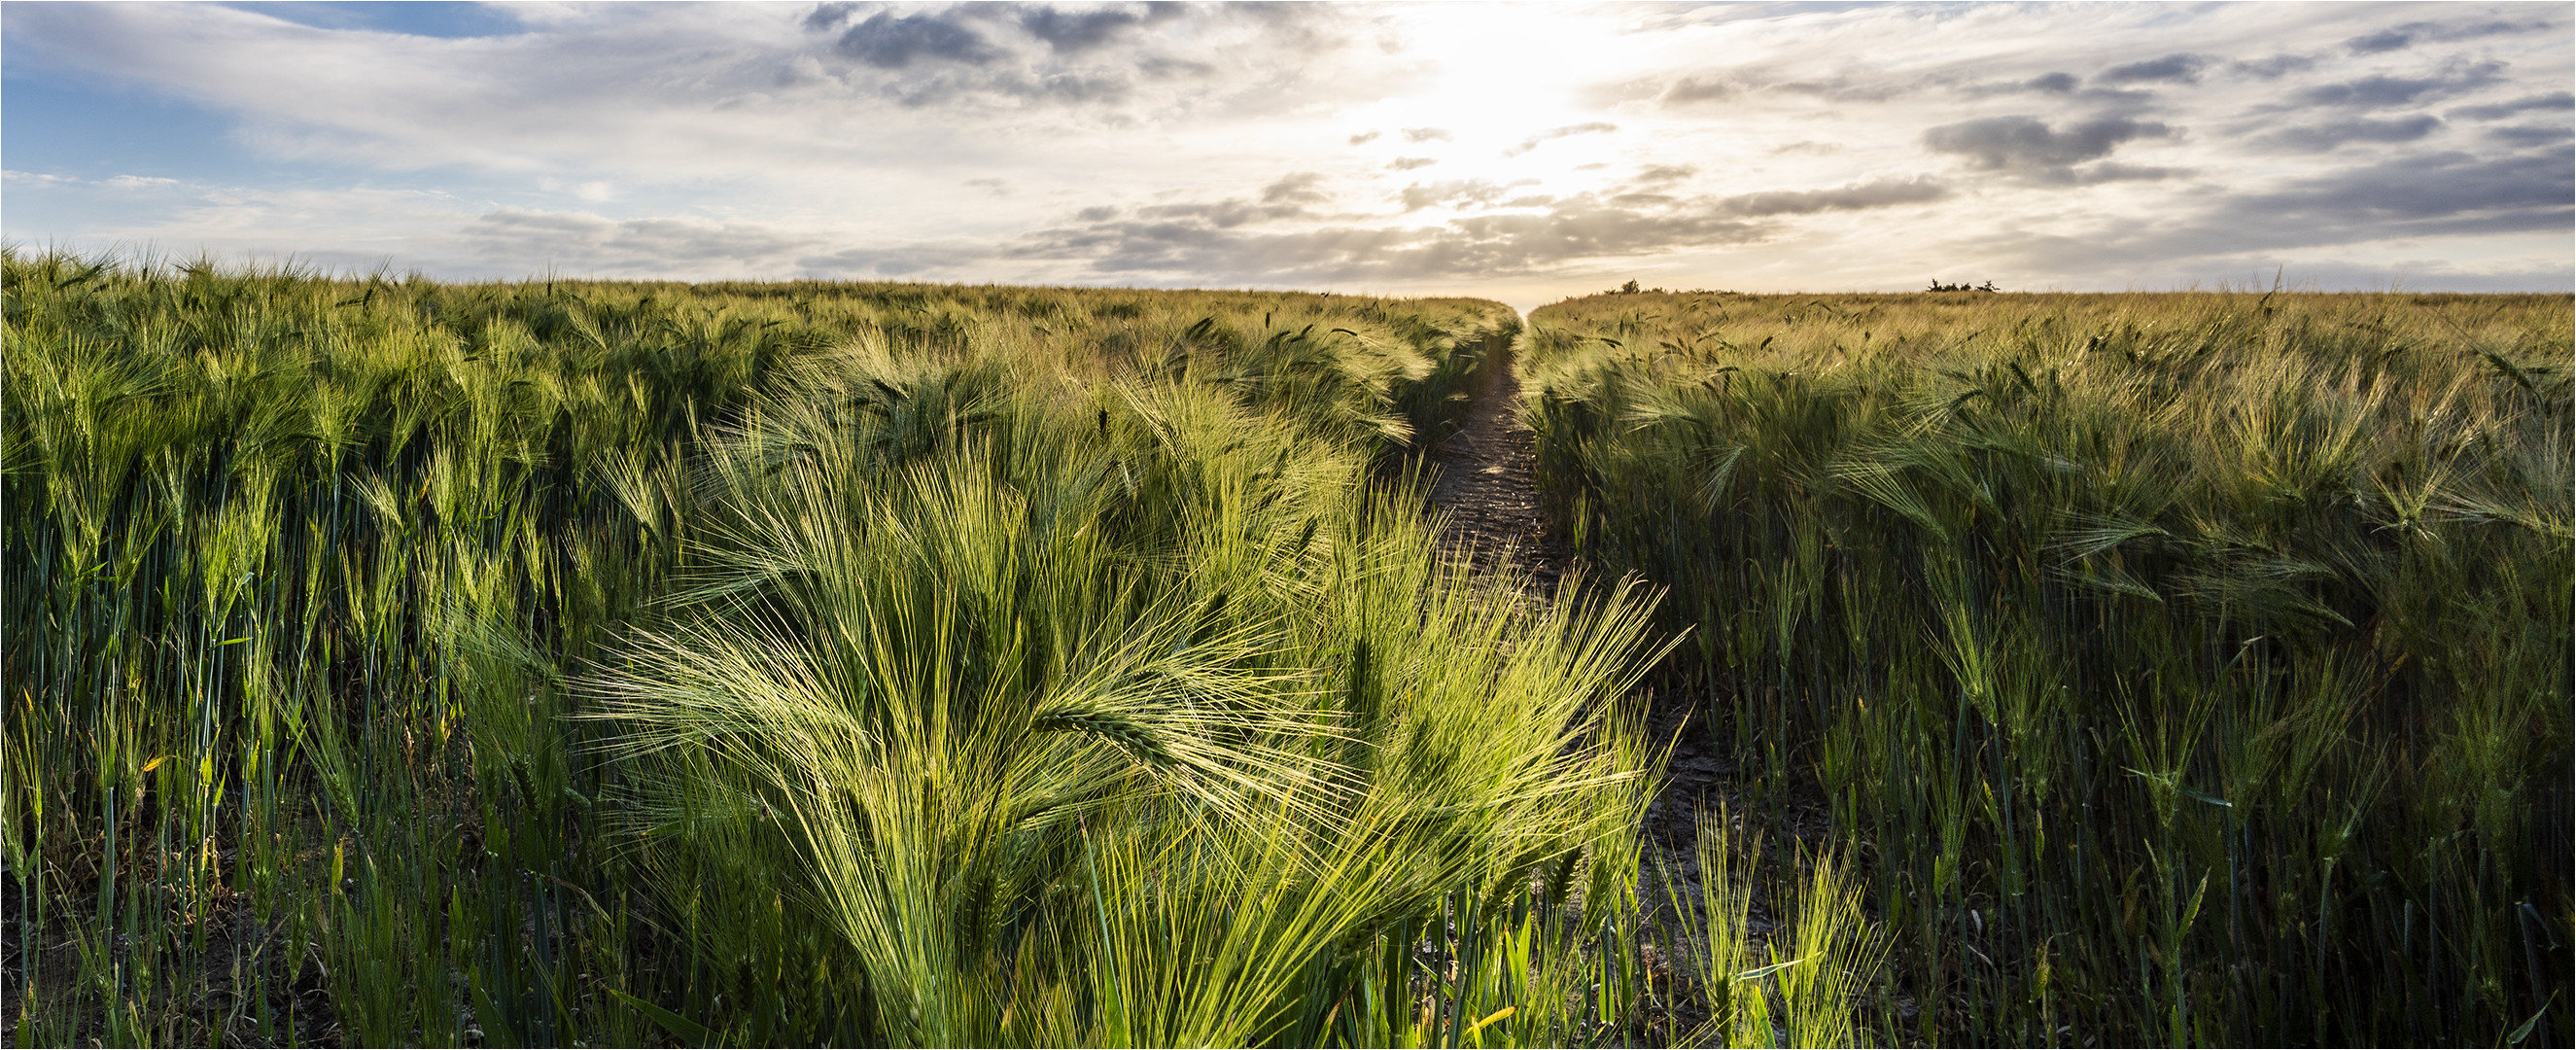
(1522, 289, 2573, 1045)
(3, 253, 1743, 1046)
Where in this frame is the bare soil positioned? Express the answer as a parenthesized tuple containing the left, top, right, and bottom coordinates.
(1422, 332, 1735, 853)
(1421, 332, 1860, 1045)
(1420, 336, 1733, 877)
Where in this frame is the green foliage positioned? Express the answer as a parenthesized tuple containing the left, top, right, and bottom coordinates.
(3, 249, 1657, 1047)
(1523, 289, 2575, 1045)
(1659, 807, 1885, 1048)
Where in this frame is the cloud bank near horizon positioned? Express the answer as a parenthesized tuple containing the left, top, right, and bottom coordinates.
(4, 1, 2568, 305)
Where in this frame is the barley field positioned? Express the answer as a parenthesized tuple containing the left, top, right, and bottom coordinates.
(4, 252, 2568, 1048)
(1524, 288, 2572, 1045)
(1, 250, 1723, 1047)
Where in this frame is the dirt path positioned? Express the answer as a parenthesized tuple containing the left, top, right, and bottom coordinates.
(1421, 330, 1870, 1043)
(1423, 328, 1738, 928)
(1425, 333, 1563, 590)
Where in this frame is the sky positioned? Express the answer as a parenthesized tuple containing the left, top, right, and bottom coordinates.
(3, 1, 2569, 308)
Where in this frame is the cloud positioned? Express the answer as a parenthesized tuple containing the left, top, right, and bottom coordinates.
(2255, 115, 2445, 153)
(802, 3, 860, 32)
(796, 242, 993, 276)
(2489, 124, 2575, 147)
(6, 2, 2565, 297)
(2002, 149, 2574, 273)
(1712, 175, 1950, 217)
(1015, 190, 1768, 283)
(1260, 172, 1329, 206)
(1133, 198, 1308, 228)
(4, 169, 185, 191)
(2449, 92, 2576, 122)
(1923, 116, 2176, 182)
(2343, 26, 2418, 56)
(831, 10, 1001, 69)
(781, 1, 1375, 109)
(1020, 4, 1166, 53)
(463, 209, 820, 271)
(2096, 52, 2209, 86)
(1505, 122, 1618, 157)
(2344, 18, 2554, 55)
(2289, 64, 2503, 109)
(1657, 75, 1739, 104)
(2230, 54, 2316, 79)
(1006, 163, 1960, 287)
(1398, 179, 1520, 212)
(2242, 150, 2572, 225)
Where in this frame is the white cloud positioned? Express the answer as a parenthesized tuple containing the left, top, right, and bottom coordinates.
(2, 1, 2566, 301)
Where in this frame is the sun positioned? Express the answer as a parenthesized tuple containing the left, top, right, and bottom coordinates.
(1338, 5, 1647, 205)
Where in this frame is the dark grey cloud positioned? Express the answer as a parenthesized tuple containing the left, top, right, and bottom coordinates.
(2221, 149, 2571, 234)
(2489, 124, 2575, 147)
(2097, 52, 2210, 86)
(2024, 72, 2078, 93)
(786, 1, 1361, 110)
(801, 1, 1175, 59)
(1506, 122, 1618, 157)
(2001, 149, 2573, 273)
(2289, 63, 2503, 109)
(1020, 4, 1171, 53)
(2231, 54, 2317, 80)
(803, 2, 860, 32)
(833, 10, 999, 69)
(2344, 26, 2418, 55)
(2257, 115, 2447, 153)
(2345, 18, 2554, 55)
(1389, 157, 1438, 171)
(1713, 175, 1950, 217)
(1402, 126, 1452, 142)
(1923, 116, 2177, 183)
(2450, 92, 2576, 122)
(869, 67, 1131, 107)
